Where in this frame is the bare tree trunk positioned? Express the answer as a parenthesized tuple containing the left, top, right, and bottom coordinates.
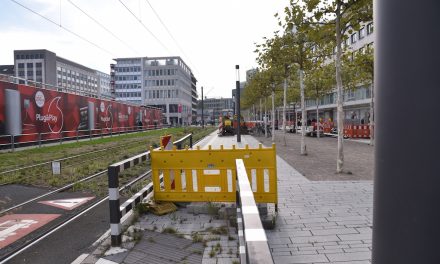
(300, 69, 307, 155)
(264, 97, 267, 138)
(316, 97, 320, 139)
(335, 1, 344, 173)
(369, 82, 374, 145)
(283, 77, 288, 145)
(271, 89, 275, 142)
(259, 98, 262, 121)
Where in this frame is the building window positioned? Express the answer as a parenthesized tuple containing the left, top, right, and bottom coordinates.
(27, 63, 33, 68)
(18, 63, 24, 68)
(367, 23, 374, 35)
(351, 32, 357, 44)
(359, 27, 365, 39)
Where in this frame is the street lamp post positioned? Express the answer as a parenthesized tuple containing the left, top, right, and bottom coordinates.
(235, 65, 241, 143)
(201, 86, 204, 128)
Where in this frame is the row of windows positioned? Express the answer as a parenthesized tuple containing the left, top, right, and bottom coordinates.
(145, 79, 176, 87)
(57, 75, 98, 88)
(145, 68, 177, 77)
(57, 81, 97, 92)
(116, 92, 141, 98)
(57, 74, 98, 86)
(347, 22, 373, 46)
(16, 53, 45, 60)
(18, 62, 42, 69)
(146, 89, 179, 99)
(56, 66, 98, 85)
(115, 66, 141, 72)
(116, 75, 140, 81)
(305, 86, 371, 107)
(115, 84, 141, 89)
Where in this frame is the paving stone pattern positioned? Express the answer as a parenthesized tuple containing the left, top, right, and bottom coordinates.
(210, 134, 373, 263)
(254, 131, 374, 181)
(122, 230, 204, 264)
(93, 131, 373, 264)
(133, 209, 239, 264)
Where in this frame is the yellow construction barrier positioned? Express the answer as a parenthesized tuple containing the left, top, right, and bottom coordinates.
(150, 144, 277, 204)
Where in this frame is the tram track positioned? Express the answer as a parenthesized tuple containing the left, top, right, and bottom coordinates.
(0, 169, 152, 264)
(0, 129, 213, 263)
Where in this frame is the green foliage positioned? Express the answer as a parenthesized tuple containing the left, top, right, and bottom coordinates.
(162, 227, 178, 234)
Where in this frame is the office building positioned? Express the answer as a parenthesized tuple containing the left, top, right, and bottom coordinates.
(113, 56, 196, 125)
(13, 49, 110, 98)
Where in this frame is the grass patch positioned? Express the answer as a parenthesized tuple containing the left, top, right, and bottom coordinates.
(0, 127, 215, 188)
(191, 232, 204, 243)
(205, 226, 228, 235)
(162, 227, 178, 234)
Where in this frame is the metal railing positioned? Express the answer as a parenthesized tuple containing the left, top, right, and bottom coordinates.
(0, 125, 167, 151)
(107, 133, 193, 246)
(235, 159, 274, 264)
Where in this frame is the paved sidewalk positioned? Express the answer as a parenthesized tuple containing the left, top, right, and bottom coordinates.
(78, 132, 373, 264)
(210, 135, 373, 264)
(255, 131, 374, 181)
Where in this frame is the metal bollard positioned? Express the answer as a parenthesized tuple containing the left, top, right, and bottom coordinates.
(59, 132, 63, 145)
(89, 130, 92, 140)
(76, 130, 79, 142)
(189, 134, 193, 148)
(110, 128, 113, 137)
(38, 133, 42, 147)
(101, 128, 103, 139)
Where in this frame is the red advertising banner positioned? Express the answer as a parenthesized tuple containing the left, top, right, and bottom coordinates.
(0, 81, 163, 144)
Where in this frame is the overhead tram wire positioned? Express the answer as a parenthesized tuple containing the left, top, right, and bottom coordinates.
(66, 0, 140, 56)
(144, 0, 200, 74)
(118, 0, 171, 55)
(9, 0, 115, 57)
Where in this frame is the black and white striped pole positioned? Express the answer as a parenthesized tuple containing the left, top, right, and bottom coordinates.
(108, 165, 122, 246)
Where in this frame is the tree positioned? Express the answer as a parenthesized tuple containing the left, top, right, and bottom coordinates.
(353, 47, 374, 145)
(272, 2, 316, 155)
(304, 62, 335, 138)
(305, 0, 372, 173)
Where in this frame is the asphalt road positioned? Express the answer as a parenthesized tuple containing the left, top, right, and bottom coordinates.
(6, 198, 109, 264)
(0, 184, 49, 211)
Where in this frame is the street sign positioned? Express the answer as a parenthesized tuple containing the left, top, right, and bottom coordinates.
(39, 197, 95, 210)
(160, 135, 173, 150)
(52, 161, 61, 175)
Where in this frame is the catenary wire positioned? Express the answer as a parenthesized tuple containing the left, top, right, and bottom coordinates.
(66, 0, 140, 56)
(9, 0, 115, 57)
(143, 0, 200, 74)
(118, 0, 171, 55)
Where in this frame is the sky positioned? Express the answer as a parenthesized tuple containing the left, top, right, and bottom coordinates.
(0, 0, 288, 98)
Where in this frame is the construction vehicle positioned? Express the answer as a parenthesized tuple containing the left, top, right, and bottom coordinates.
(218, 116, 235, 136)
(218, 115, 249, 136)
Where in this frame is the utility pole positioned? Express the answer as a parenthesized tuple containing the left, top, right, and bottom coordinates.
(236, 65, 241, 143)
(373, 1, 440, 263)
(201, 86, 204, 128)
